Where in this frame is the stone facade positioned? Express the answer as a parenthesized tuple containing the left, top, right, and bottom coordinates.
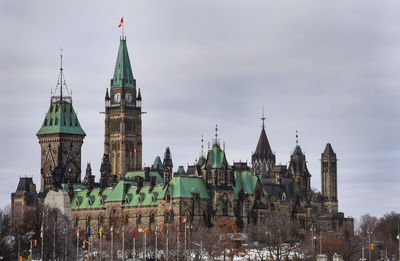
(11, 35, 353, 241)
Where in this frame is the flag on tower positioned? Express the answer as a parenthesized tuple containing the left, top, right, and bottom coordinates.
(118, 17, 123, 28)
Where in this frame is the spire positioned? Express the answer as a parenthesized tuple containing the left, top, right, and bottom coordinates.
(293, 130, 303, 155)
(112, 38, 135, 88)
(322, 143, 336, 157)
(212, 124, 220, 147)
(253, 128, 273, 157)
(200, 135, 204, 157)
(261, 105, 266, 129)
(52, 48, 72, 104)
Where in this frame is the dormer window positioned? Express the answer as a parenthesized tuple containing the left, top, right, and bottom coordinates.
(100, 197, 104, 205)
(151, 194, 156, 203)
(125, 195, 130, 204)
(138, 194, 143, 203)
(75, 198, 79, 207)
(87, 197, 92, 206)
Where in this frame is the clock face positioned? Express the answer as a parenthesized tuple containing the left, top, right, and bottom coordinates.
(114, 92, 121, 103)
(125, 93, 133, 103)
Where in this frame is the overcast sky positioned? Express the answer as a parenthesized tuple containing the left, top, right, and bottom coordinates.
(1, 1, 399, 220)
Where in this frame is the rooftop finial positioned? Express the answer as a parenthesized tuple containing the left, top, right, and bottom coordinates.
(118, 17, 125, 39)
(261, 105, 266, 129)
(201, 135, 204, 156)
(213, 124, 220, 146)
(60, 47, 63, 101)
(52, 47, 71, 104)
(296, 130, 299, 145)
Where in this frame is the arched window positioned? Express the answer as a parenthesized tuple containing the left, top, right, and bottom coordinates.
(137, 214, 142, 225)
(166, 193, 171, 203)
(75, 216, 79, 228)
(150, 212, 155, 224)
(99, 215, 104, 226)
(170, 211, 174, 223)
(125, 214, 129, 225)
(165, 212, 170, 223)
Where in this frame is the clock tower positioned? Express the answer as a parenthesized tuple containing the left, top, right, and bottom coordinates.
(104, 37, 142, 181)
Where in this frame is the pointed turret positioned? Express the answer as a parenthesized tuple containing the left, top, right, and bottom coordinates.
(251, 110, 275, 177)
(111, 38, 135, 89)
(163, 147, 173, 184)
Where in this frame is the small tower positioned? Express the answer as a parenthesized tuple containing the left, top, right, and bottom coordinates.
(163, 147, 173, 184)
(251, 109, 275, 177)
(37, 51, 85, 194)
(83, 163, 95, 189)
(288, 132, 312, 199)
(321, 143, 338, 213)
(104, 37, 142, 181)
(99, 153, 113, 189)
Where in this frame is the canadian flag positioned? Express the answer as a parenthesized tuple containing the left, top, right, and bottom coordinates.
(118, 17, 123, 28)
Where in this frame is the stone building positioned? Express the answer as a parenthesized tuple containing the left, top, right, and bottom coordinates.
(11, 35, 353, 239)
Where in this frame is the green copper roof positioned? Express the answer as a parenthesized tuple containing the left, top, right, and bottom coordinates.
(37, 102, 85, 136)
(123, 185, 165, 207)
(203, 145, 232, 169)
(232, 170, 262, 200)
(168, 176, 209, 199)
(71, 188, 113, 210)
(293, 145, 303, 156)
(112, 39, 135, 88)
(152, 156, 163, 170)
(177, 166, 185, 175)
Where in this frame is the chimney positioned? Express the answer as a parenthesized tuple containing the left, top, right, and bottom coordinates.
(144, 167, 150, 181)
(150, 176, 156, 192)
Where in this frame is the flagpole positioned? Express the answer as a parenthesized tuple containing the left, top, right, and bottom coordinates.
(111, 226, 113, 261)
(64, 223, 67, 261)
(122, 225, 125, 261)
(122, 16, 124, 39)
(100, 227, 102, 261)
(41, 224, 44, 261)
(76, 225, 79, 261)
(53, 223, 56, 261)
(144, 229, 147, 261)
(155, 228, 158, 261)
(133, 228, 136, 259)
(176, 225, 179, 261)
(166, 227, 169, 261)
(184, 222, 187, 260)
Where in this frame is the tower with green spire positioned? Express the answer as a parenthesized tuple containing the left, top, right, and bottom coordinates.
(37, 52, 86, 194)
(104, 37, 142, 181)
